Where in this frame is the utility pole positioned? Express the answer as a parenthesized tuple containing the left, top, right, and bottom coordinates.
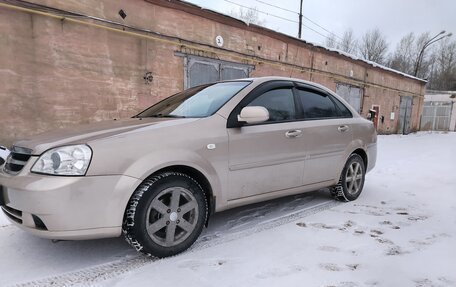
(298, 0, 303, 38)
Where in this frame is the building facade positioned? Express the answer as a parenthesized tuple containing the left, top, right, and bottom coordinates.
(0, 0, 426, 146)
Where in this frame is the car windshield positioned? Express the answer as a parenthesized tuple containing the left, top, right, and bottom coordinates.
(136, 81, 251, 118)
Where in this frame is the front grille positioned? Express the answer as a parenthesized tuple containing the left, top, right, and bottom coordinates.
(1, 206, 23, 224)
(1, 205, 48, 230)
(4, 146, 32, 174)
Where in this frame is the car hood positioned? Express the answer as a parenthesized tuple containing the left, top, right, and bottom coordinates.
(14, 118, 199, 155)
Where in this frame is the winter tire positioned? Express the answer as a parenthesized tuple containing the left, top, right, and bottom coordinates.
(122, 172, 207, 258)
(331, 153, 366, 202)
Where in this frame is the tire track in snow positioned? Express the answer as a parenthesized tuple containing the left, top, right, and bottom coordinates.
(191, 200, 340, 251)
(9, 199, 339, 287)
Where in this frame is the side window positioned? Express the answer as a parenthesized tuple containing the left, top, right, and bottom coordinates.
(297, 89, 338, 119)
(247, 88, 296, 122)
(332, 97, 353, 118)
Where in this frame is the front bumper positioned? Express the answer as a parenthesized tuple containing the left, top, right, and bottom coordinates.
(0, 158, 141, 240)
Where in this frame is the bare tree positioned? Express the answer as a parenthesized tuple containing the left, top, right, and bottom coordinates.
(358, 28, 389, 64)
(325, 29, 357, 54)
(428, 39, 456, 90)
(325, 33, 337, 49)
(389, 32, 416, 74)
(339, 29, 358, 54)
(230, 7, 265, 26)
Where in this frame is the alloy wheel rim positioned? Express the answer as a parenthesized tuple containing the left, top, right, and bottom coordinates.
(345, 162, 363, 195)
(146, 187, 199, 247)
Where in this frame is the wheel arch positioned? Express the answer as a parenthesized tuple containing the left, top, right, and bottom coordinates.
(152, 165, 215, 221)
(351, 148, 368, 168)
(124, 164, 216, 227)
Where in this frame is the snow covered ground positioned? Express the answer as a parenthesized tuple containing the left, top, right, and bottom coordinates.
(1, 132, 455, 287)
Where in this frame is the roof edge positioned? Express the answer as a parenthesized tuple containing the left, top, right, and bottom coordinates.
(148, 0, 427, 84)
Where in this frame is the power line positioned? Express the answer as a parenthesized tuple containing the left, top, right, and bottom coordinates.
(224, 0, 347, 48)
(252, 0, 345, 42)
(253, 0, 298, 15)
(224, 0, 296, 23)
(303, 15, 344, 42)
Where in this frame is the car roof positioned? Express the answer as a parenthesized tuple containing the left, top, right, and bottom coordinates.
(224, 76, 334, 94)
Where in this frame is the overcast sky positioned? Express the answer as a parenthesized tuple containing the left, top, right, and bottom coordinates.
(186, 0, 455, 53)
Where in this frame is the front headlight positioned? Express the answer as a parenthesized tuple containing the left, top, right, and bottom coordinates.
(31, 145, 92, 176)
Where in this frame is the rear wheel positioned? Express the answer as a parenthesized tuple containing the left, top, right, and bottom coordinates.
(123, 172, 207, 258)
(331, 154, 365, 202)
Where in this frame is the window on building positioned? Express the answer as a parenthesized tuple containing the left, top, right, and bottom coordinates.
(185, 56, 253, 88)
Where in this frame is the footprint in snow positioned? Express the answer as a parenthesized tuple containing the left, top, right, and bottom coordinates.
(255, 265, 306, 279)
(386, 245, 408, 256)
(407, 215, 428, 221)
(310, 223, 340, 230)
(319, 263, 360, 272)
(318, 246, 340, 252)
(325, 282, 361, 287)
(319, 263, 343, 272)
(379, 220, 401, 229)
(410, 233, 450, 250)
(178, 259, 227, 270)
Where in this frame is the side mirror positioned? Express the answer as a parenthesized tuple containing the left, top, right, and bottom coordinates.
(237, 106, 269, 124)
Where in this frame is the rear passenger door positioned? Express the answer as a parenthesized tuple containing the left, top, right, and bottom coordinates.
(294, 85, 354, 185)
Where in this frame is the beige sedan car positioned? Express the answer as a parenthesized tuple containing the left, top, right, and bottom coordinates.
(0, 77, 376, 257)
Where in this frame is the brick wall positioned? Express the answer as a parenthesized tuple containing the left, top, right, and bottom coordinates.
(0, 0, 425, 145)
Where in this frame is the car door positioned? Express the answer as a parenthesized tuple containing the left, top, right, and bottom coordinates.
(294, 85, 354, 185)
(226, 81, 306, 200)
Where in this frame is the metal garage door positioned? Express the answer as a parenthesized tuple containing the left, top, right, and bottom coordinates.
(420, 101, 452, 131)
(398, 96, 413, 135)
(335, 83, 363, 113)
(185, 56, 252, 88)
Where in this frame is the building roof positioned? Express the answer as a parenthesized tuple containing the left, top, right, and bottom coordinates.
(425, 90, 456, 102)
(170, 0, 427, 84)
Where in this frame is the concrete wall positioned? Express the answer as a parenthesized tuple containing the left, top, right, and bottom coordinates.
(0, 0, 425, 146)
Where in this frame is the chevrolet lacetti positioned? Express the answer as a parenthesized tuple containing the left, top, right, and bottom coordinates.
(0, 77, 376, 257)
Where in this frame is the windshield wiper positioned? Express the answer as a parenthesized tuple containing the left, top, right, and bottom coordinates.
(145, 114, 186, 118)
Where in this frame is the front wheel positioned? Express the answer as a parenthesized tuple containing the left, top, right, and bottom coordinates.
(122, 172, 207, 258)
(331, 153, 366, 202)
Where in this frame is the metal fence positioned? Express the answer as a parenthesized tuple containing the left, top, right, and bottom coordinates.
(420, 101, 453, 131)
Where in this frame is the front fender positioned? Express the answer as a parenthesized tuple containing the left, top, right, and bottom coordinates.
(123, 149, 222, 200)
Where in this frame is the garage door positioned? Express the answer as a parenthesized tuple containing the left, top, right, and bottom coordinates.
(335, 83, 363, 113)
(186, 56, 252, 88)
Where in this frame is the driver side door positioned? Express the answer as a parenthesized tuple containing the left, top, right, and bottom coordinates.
(226, 81, 306, 200)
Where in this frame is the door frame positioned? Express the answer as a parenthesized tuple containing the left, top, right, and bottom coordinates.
(371, 105, 380, 130)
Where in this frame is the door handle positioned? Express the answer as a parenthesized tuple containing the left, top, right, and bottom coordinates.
(338, 125, 349, 132)
(285, 130, 302, 138)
